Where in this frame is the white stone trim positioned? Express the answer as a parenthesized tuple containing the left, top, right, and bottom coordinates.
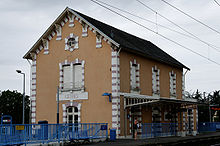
(82, 23, 88, 37)
(111, 49, 120, 135)
(68, 9, 119, 47)
(68, 14, 75, 27)
(55, 24, 62, 40)
(152, 66, 160, 96)
(42, 39, 49, 55)
(169, 70, 177, 98)
(96, 34, 102, 48)
(182, 72, 185, 99)
(64, 33, 79, 52)
(31, 54, 37, 124)
(130, 59, 140, 94)
(62, 102, 81, 123)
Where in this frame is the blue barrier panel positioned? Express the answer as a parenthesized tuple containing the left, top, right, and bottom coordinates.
(142, 123, 180, 138)
(198, 122, 220, 132)
(0, 123, 108, 146)
(110, 129, 116, 141)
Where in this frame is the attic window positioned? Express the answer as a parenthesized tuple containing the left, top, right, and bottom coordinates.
(64, 33, 79, 51)
(67, 38, 76, 48)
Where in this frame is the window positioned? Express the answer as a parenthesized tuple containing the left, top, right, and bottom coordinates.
(130, 60, 140, 93)
(67, 106, 78, 124)
(131, 65, 136, 89)
(152, 66, 160, 96)
(169, 70, 177, 98)
(64, 33, 79, 51)
(67, 38, 76, 48)
(63, 63, 82, 91)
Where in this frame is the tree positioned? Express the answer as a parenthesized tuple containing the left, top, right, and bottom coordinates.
(0, 90, 30, 124)
(209, 90, 220, 122)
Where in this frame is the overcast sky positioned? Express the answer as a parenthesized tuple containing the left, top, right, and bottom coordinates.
(0, 0, 220, 95)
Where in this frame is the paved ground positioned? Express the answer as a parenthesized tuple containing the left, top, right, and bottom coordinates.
(80, 132, 220, 146)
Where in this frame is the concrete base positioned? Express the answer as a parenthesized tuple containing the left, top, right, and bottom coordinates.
(177, 131, 186, 137)
(192, 131, 197, 136)
(181, 131, 186, 137)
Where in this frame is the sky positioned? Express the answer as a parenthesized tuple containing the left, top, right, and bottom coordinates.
(0, 0, 220, 95)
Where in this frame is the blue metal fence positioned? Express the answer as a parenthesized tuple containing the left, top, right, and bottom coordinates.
(142, 123, 180, 138)
(198, 122, 220, 132)
(0, 123, 108, 146)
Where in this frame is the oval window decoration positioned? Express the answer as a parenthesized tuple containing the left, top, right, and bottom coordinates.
(65, 33, 79, 52)
(67, 38, 76, 48)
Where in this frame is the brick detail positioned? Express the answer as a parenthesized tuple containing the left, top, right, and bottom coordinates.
(31, 54, 37, 124)
(111, 49, 120, 135)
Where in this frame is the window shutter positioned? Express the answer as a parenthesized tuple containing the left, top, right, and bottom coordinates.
(63, 66, 71, 89)
(74, 64, 82, 89)
(131, 66, 136, 89)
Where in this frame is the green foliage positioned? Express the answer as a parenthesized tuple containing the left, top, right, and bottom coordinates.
(187, 90, 220, 122)
(0, 90, 30, 124)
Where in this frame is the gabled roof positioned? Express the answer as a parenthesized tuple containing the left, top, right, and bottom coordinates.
(24, 7, 189, 70)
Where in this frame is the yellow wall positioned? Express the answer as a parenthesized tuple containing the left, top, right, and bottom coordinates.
(35, 18, 112, 124)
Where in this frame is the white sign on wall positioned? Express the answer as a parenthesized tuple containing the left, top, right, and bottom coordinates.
(58, 91, 88, 101)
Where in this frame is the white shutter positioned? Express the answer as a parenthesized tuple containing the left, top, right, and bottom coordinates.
(131, 66, 136, 89)
(170, 72, 174, 94)
(63, 66, 71, 89)
(74, 64, 82, 89)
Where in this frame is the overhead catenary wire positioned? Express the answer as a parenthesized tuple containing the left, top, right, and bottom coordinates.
(136, 0, 220, 52)
(95, 0, 201, 38)
(96, 0, 220, 53)
(161, 0, 220, 35)
(214, 0, 220, 7)
(91, 0, 220, 66)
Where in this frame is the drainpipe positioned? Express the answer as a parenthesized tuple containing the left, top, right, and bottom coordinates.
(116, 47, 121, 136)
(183, 69, 189, 99)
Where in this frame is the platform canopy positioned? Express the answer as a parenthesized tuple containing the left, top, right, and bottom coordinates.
(120, 93, 198, 109)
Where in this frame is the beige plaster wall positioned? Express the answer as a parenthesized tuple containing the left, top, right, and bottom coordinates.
(120, 51, 183, 99)
(35, 18, 112, 124)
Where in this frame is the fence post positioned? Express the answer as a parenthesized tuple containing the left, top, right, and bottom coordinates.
(106, 123, 108, 139)
(58, 124, 60, 143)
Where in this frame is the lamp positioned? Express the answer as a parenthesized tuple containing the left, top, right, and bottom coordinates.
(16, 70, 25, 124)
(102, 93, 112, 102)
